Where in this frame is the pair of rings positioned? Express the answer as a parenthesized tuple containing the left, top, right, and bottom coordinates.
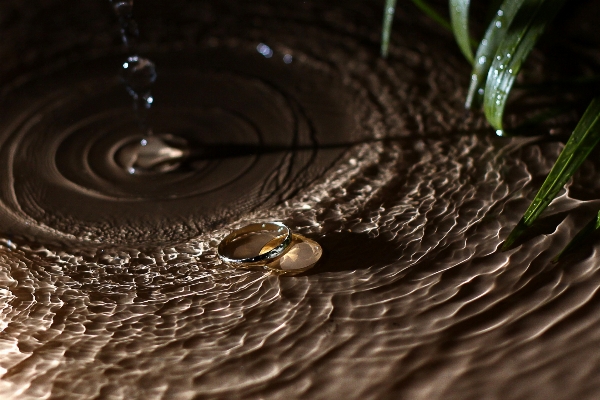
(217, 222, 322, 274)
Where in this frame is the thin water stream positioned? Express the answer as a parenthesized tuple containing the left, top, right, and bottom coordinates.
(109, 0, 188, 175)
(0, 0, 600, 399)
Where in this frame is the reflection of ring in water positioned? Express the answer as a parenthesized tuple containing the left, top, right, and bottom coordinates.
(217, 222, 292, 264)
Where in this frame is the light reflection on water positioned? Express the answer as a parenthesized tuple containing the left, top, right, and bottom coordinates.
(1, 0, 600, 399)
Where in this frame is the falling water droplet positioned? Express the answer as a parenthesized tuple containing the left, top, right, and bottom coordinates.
(257, 43, 273, 58)
(109, 0, 133, 12)
(121, 56, 157, 100)
(109, 0, 156, 136)
(108, 0, 193, 174)
(109, 0, 139, 48)
(120, 56, 158, 134)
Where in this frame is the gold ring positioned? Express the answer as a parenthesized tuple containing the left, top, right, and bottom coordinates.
(217, 222, 292, 264)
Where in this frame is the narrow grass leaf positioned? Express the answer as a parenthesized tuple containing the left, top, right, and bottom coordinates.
(503, 97, 600, 250)
(466, 0, 525, 109)
(381, 0, 398, 58)
(449, 0, 474, 63)
(382, 0, 456, 58)
(410, 0, 452, 32)
(483, 0, 568, 132)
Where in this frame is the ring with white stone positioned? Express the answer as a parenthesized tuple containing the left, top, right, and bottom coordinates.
(217, 222, 292, 264)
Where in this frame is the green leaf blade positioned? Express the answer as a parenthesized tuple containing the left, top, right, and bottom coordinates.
(382, 0, 455, 58)
(449, 0, 474, 64)
(381, 0, 398, 58)
(483, 0, 568, 131)
(503, 97, 600, 250)
(410, 0, 453, 32)
(466, 0, 526, 109)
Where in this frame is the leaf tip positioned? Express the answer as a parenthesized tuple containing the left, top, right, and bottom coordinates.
(502, 219, 528, 251)
(381, 45, 389, 59)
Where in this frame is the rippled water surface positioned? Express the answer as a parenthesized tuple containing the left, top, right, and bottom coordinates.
(2, 0, 600, 399)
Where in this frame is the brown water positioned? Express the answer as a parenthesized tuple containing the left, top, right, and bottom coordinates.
(1, 0, 600, 399)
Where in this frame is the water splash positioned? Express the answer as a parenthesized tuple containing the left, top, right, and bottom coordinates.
(110, 0, 165, 167)
(115, 135, 187, 174)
